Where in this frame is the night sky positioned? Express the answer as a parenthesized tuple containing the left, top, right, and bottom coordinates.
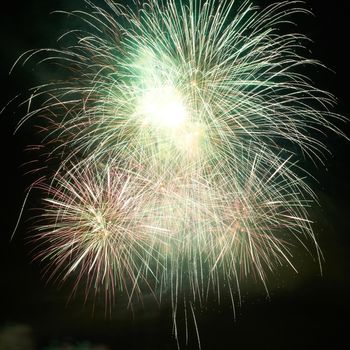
(1, 1, 349, 349)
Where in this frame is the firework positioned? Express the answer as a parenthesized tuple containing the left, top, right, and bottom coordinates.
(15, 0, 343, 170)
(32, 163, 164, 308)
(12, 0, 346, 346)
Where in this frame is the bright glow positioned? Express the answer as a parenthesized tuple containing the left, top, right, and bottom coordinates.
(139, 86, 187, 129)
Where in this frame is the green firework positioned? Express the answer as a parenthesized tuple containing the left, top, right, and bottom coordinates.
(12, 0, 346, 346)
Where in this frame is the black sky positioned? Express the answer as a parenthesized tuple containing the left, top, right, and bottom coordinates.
(0, 1, 349, 349)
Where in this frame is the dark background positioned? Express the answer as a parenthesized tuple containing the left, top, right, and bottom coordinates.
(0, 1, 349, 349)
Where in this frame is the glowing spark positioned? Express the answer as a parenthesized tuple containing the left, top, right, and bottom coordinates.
(139, 85, 187, 129)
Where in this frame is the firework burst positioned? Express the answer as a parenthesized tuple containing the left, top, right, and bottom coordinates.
(12, 0, 347, 346)
(15, 0, 343, 170)
(32, 163, 165, 308)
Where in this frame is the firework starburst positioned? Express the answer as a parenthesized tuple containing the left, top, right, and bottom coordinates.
(11, 0, 346, 346)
